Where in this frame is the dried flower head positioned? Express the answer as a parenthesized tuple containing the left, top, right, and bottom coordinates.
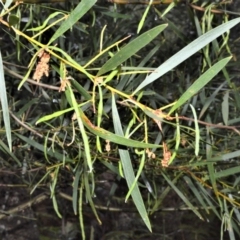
(33, 50, 50, 82)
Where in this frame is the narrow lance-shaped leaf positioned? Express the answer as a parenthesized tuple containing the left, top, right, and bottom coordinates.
(0, 51, 12, 151)
(222, 91, 229, 125)
(111, 93, 152, 232)
(48, 0, 97, 45)
(169, 57, 231, 114)
(97, 24, 167, 76)
(162, 171, 203, 220)
(133, 18, 240, 94)
(189, 104, 200, 157)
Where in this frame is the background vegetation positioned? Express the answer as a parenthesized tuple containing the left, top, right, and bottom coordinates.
(1, 0, 240, 239)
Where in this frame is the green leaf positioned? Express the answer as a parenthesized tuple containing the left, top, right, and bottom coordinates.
(36, 106, 75, 123)
(0, 51, 12, 152)
(52, 193, 62, 218)
(169, 57, 231, 114)
(133, 17, 240, 94)
(37, 106, 161, 149)
(97, 24, 167, 76)
(214, 166, 240, 179)
(222, 91, 229, 125)
(66, 86, 93, 172)
(27, 12, 65, 31)
(199, 81, 227, 119)
(162, 171, 203, 220)
(125, 150, 145, 201)
(189, 104, 200, 156)
(111, 94, 152, 232)
(14, 133, 73, 163)
(83, 170, 102, 225)
(168, 113, 180, 166)
(196, 181, 221, 218)
(208, 150, 240, 162)
(48, 0, 97, 45)
(4, 0, 13, 9)
(137, 0, 152, 34)
(183, 176, 209, 214)
(8, 14, 20, 26)
(73, 165, 82, 215)
(0, 139, 20, 166)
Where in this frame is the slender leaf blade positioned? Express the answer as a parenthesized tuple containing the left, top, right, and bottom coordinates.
(169, 57, 231, 114)
(0, 51, 12, 151)
(162, 171, 203, 220)
(97, 24, 167, 76)
(133, 18, 240, 94)
(48, 0, 97, 44)
(112, 94, 152, 232)
(222, 91, 229, 125)
(190, 104, 200, 156)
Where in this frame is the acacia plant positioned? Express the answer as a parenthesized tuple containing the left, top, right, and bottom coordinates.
(1, 0, 240, 239)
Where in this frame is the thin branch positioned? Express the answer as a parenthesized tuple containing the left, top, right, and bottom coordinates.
(3, 65, 59, 90)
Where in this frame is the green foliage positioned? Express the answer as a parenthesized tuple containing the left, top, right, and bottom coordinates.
(0, 51, 12, 152)
(1, 0, 240, 239)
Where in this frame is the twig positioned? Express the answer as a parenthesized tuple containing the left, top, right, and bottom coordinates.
(117, 100, 240, 134)
(177, 116, 240, 134)
(3, 65, 59, 91)
(0, 193, 48, 220)
(9, 111, 45, 138)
